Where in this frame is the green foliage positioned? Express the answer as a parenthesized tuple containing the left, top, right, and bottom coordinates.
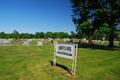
(0, 32, 6, 38)
(0, 31, 70, 39)
(115, 29, 120, 41)
(70, 31, 76, 38)
(70, 0, 120, 46)
(45, 32, 53, 38)
(92, 30, 106, 40)
(52, 32, 59, 39)
(40, 31, 45, 38)
(13, 30, 19, 39)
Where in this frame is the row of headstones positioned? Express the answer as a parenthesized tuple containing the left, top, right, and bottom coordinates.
(84, 40, 120, 45)
(0, 39, 44, 46)
(84, 40, 107, 44)
(51, 40, 77, 45)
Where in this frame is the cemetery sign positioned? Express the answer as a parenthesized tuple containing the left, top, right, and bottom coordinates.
(56, 44, 74, 60)
(53, 43, 78, 76)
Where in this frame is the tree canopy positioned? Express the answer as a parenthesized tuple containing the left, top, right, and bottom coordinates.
(70, 0, 120, 47)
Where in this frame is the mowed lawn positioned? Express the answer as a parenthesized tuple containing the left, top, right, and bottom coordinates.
(0, 40, 120, 80)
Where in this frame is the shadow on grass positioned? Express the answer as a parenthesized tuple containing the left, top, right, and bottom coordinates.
(75, 42, 120, 51)
(49, 61, 72, 75)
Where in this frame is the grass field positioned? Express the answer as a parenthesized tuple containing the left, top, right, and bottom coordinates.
(0, 40, 120, 80)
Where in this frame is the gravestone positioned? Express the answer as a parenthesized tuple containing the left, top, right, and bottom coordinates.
(99, 41, 103, 44)
(52, 40, 58, 45)
(37, 42, 43, 46)
(21, 41, 30, 46)
(0, 39, 12, 46)
(43, 37, 47, 43)
(8, 38, 13, 41)
(82, 38, 86, 41)
(78, 40, 81, 44)
(86, 40, 88, 43)
(48, 38, 51, 41)
(14, 39, 21, 43)
(28, 39, 32, 42)
(92, 41, 96, 44)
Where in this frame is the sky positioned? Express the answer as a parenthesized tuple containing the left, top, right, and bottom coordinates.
(0, 0, 76, 34)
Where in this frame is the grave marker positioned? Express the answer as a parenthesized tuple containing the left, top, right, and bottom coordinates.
(43, 37, 47, 43)
(14, 39, 21, 43)
(0, 39, 12, 46)
(21, 41, 30, 46)
(37, 42, 43, 46)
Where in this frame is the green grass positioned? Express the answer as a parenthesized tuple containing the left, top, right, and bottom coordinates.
(0, 40, 120, 80)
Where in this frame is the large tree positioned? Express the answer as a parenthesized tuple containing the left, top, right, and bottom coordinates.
(70, 0, 120, 47)
(70, 0, 100, 43)
(94, 0, 120, 47)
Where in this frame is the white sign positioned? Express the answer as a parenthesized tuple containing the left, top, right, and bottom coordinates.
(53, 43, 78, 76)
(56, 44, 74, 60)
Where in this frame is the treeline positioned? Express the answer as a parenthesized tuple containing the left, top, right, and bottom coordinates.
(0, 30, 120, 40)
(0, 30, 74, 39)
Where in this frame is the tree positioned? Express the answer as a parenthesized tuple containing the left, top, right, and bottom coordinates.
(63, 32, 69, 38)
(35, 32, 41, 38)
(45, 32, 53, 38)
(53, 32, 59, 39)
(76, 30, 88, 39)
(70, 0, 120, 46)
(30, 34, 36, 38)
(70, 31, 76, 38)
(40, 31, 45, 38)
(6, 33, 11, 39)
(70, 0, 99, 43)
(115, 29, 120, 41)
(95, 0, 120, 47)
(24, 33, 30, 39)
(0, 32, 6, 38)
(59, 32, 64, 39)
(13, 30, 19, 39)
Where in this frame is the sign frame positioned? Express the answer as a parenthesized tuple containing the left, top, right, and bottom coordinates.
(53, 43, 78, 76)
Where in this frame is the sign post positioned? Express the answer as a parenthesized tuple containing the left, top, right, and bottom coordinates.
(53, 43, 78, 76)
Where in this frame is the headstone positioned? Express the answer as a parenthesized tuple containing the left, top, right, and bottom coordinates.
(52, 40, 58, 45)
(43, 37, 47, 43)
(87, 40, 88, 43)
(0, 39, 12, 46)
(14, 39, 21, 43)
(27, 39, 32, 42)
(78, 40, 81, 44)
(92, 41, 96, 44)
(82, 38, 86, 41)
(22, 41, 30, 46)
(8, 38, 13, 41)
(48, 38, 51, 41)
(37, 42, 43, 46)
(99, 41, 103, 44)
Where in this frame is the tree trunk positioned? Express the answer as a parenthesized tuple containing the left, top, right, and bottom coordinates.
(88, 34, 92, 44)
(108, 29, 114, 47)
(88, 29, 95, 44)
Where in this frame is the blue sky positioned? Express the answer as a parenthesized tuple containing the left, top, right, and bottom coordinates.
(0, 0, 76, 34)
